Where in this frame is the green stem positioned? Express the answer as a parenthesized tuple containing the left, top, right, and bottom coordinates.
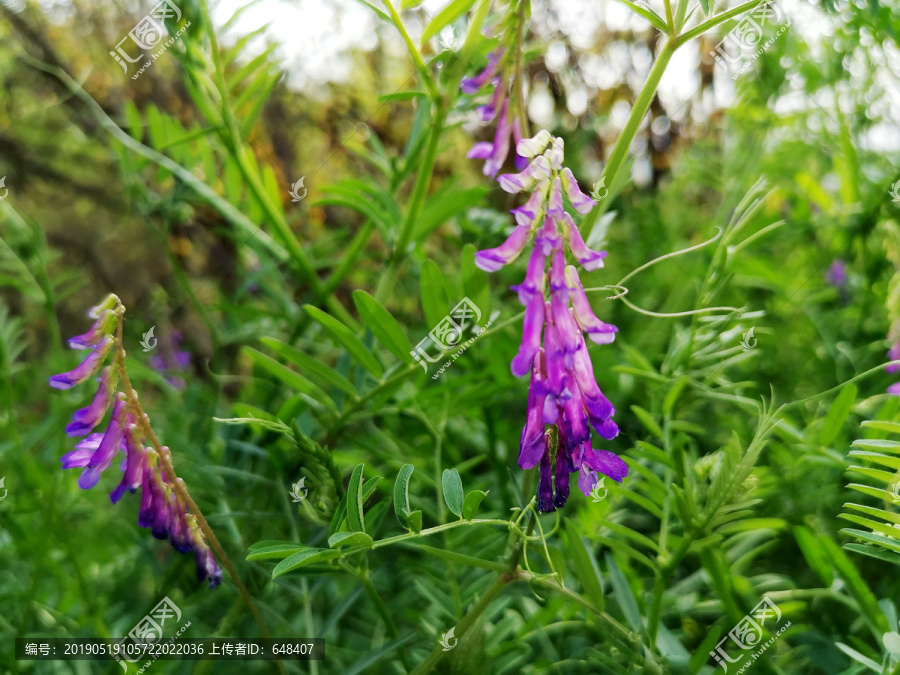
(602, 40, 674, 195)
(383, 0, 439, 101)
(673, 0, 763, 47)
(409, 575, 511, 675)
(372, 518, 512, 549)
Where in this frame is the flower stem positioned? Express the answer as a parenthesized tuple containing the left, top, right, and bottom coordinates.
(113, 317, 280, 669)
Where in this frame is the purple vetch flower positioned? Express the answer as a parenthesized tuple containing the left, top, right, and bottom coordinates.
(49, 335, 114, 390)
(66, 366, 118, 436)
(482, 101, 512, 178)
(498, 155, 552, 194)
(566, 266, 618, 345)
(50, 294, 222, 588)
(561, 168, 597, 214)
(474, 222, 532, 272)
(76, 395, 128, 490)
(560, 213, 606, 271)
(461, 48, 502, 94)
(511, 293, 545, 377)
(470, 131, 628, 509)
(886, 341, 900, 375)
(826, 259, 847, 288)
(510, 247, 547, 306)
(149, 330, 191, 389)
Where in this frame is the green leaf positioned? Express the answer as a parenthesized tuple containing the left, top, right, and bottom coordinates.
(273, 548, 343, 578)
(564, 521, 605, 612)
(246, 544, 306, 561)
(420, 0, 478, 45)
(361, 476, 383, 503)
(377, 91, 426, 102)
(353, 290, 412, 362)
(304, 305, 383, 378)
(662, 376, 688, 417)
(329, 492, 349, 537)
(462, 490, 488, 520)
(605, 554, 643, 632)
(630, 405, 663, 440)
(242, 347, 336, 412)
(328, 531, 374, 549)
(347, 464, 366, 533)
(610, 0, 668, 33)
(260, 337, 358, 398)
(699, 0, 710, 16)
(407, 509, 423, 534)
(420, 259, 450, 331)
(442, 468, 464, 517)
(393, 463, 415, 528)
(844, 542, 900, 565)
(819, 384, 857, 445)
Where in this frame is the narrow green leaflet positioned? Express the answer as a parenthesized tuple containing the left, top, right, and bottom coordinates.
(442, 468, 464, 517)
(328, 532, 374, 549)
(393, 463, 415, 528)
(819, 384, 857, 445)
(304, 305, 383, 378)
(462, 490, 488, 520)
(260, 336, 358, 398)
(420, 258, 451, 331)
(347, 464, 366, 533)
(420, 0, 478, 45)
(272, 549, 343, 578)
(605, 554, 643, 632)
(353, 290, 412, 362)
(246, 544, 306, 561)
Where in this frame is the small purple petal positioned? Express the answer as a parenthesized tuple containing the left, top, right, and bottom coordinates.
(583, 446, 628, 482)
(510, 185, 546, 228)
(68, 310, 117, 350)
(537, 448, 555, 512)
(509, 247, 546, 306)
(567, 266, 618, 344)
(66, 366, 118, 437)
(498, 156, 551, 194)
(561, 168, 596, 215)
(560, 213, 607, 271)
(511, 117, 529, 171)
(49, 336, 114, 390)
(518, 352, 548, 470)
(534, 217, 562, 255)
(547, 178, 565, 220)
(511, 293, 545, 377)
(475, 223, 531, 272)
(516, 130, 552, 158)
(467, 142, 494, 160)
(483, 100, 511, 178)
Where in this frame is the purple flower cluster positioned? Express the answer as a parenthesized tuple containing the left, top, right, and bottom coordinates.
(887, 337, 900, 396)
(474, 132, 628, 511)
(50, 294, 222, 587)
(461, 48, 528, 177)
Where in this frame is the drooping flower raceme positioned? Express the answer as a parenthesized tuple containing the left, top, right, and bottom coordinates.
(50, 294, 222, 587)
(475, 133, 628, 511)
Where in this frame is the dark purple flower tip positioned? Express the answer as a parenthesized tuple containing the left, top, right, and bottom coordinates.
(511, 294, 545, 378)
(537, 449, 555, 513)
(50, 336, 115, 390)
(111, 424, 146, 504)
(591, 417, 620, 440)
(475, 222, 532, 272)
(553, 453, 570, 508)
(138, 462, 155, 527)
